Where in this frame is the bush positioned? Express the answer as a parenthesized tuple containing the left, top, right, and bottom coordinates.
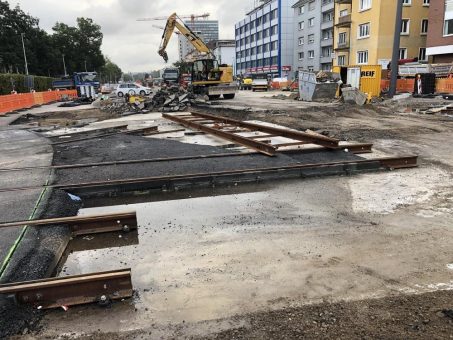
(0, 74, 54, 95)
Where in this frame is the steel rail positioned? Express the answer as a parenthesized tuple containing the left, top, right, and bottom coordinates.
(0, 211, 138, 236)
(189, 111, 340, 149)
(0, 155, 417, 193)
(0, 269, 133, 309)
(163, 113, 277, 156)
(0, 143, 373, 173)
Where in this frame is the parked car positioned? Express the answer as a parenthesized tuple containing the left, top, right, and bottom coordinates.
(252, 78, 269, 92)
(116, 83, 152, 97)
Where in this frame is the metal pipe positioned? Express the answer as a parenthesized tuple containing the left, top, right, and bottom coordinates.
(389, 0, 404, 97)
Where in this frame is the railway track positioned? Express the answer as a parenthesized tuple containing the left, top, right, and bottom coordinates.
(0, 155, 418, 194)
(0, 269, 133, 309)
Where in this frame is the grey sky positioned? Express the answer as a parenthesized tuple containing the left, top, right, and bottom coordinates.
(9, 0, 259, 72)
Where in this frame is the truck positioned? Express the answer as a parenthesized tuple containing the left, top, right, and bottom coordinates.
(52, 72, 100, 91)
(162, 67, 179, 85)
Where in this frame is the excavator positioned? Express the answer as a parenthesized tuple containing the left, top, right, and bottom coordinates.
(158, 13, 237, 100)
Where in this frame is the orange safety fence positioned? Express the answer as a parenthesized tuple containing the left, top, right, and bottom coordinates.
(381, 78, 453, 95)
(0, 90, 77, 115)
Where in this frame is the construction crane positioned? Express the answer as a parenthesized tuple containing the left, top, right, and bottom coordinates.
(137, 13, 210, 22)
(158, 13, 237, 100)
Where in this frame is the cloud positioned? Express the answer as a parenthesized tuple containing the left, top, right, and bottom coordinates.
(9, 0, 258, 72)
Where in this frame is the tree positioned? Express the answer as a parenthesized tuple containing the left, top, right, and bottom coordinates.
(99, 57, 122, 83)
(173, 60, 190, 74)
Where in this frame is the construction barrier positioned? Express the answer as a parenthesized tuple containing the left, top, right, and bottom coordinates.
(0, 90, 77, 115)
(380, 78, 453, 94)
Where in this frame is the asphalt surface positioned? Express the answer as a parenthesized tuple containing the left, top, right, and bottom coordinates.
(0, 129, 52, 273)
(52, 134, 365, 191)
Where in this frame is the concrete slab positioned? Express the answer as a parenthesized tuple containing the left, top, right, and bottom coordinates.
(0, 129, 52, 274)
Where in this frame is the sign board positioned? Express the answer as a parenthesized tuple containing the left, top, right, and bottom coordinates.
(282, 66, 292, 71)
(360, 70, 376, 78)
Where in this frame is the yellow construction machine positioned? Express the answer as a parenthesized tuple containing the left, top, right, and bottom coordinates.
(158, 13, 237, 100)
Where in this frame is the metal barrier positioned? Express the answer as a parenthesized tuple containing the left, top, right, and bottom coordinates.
(0, 90, 77, 115)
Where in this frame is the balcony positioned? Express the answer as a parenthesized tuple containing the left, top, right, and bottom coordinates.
(335, 14, 351, 28)
(335, 41, 350, 51)
(335, 0, 352, 4)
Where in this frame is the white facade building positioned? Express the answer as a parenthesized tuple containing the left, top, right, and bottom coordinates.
(235, 0, 295, 79)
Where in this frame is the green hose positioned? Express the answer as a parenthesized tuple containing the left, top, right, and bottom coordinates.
(0, 175, 50, 279)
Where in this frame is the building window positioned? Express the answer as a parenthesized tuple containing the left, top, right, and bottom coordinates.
(308, 66, 314, 71)
(257, 31, 262, 40)
(399, 48, 407, 59)
(421, 19, 428, 34)
(419, 48, 427, 61)
(257, 45, 262, 54)
(322, 47, 332, 57)
(338, 55, 346, 66)
(308, 50, 315, 59)
(299, 21, 305, 30)
(270, 9, 278, 20)
(357, 50, 368, 64)
(340, 9, 348, 17)
(358, 23, 370, 38)
(402, 0, 411, 5)
(322, 29, 333, 40)
(298, 52, 304, 60)
(251, 34, 255, 43)
(298, 36, 304, 45)
(338, 32, 347, 44)
(321, 63, 332, 71)
(445, 0, 453, 36)
(298, 5, 305, 15)
(401, 19, 410, 35)
(271, 41, 278, 51)
(271, 25, 278, 36)
(308, 34, 315, 43)
(359, 0, 372, 11)
(309, 18, 315, 27)
(309, 1, 315, 11)
(423, 0, 430, 5)
(323, 11, 333, 23)
(251, 47, 256, 56)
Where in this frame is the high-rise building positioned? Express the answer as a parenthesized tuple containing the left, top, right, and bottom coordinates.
(178, 20, 219, 60)
(293, 0, 334, 72)
(427, 0, 453, 63)
(333, 0, 429, 67)
(235, 0, 295, 78)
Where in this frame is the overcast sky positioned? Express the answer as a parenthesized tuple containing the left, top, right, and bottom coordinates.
(9, 0, 259, 72)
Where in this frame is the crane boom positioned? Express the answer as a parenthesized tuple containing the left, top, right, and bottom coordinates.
(158, 13, 211, 63)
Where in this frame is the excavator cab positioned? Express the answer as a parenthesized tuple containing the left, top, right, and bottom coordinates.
(191, 59, 222, 82)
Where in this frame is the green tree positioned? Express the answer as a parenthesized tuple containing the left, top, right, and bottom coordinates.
(99, 57, 122, 83)
(173, 60, 190, 74)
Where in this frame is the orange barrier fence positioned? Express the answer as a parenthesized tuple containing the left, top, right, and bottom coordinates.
(0, 90, 77, 115)
(380, 78, 453, 94)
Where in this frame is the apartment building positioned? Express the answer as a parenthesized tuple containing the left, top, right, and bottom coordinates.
(235, 0, 294, 78)
(333, 0, 430, 67)
(293, 0, 334, 72)
(426, 0, 453, 63)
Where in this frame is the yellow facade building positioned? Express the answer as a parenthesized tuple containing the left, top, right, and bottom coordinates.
(333, 0, 430, 67)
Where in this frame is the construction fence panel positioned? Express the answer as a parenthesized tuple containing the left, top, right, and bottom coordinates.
(0, 90, 77, 115)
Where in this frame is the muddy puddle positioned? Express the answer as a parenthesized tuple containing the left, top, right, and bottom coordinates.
(47, 174, 453, 335)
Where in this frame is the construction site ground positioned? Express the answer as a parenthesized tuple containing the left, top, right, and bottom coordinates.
(0, 90, 452, 339)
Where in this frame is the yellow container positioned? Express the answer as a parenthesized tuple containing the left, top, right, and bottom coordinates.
(333, 65, 382, 98)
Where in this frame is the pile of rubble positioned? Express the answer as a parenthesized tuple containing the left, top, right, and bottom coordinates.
(99, 87, 196, 115)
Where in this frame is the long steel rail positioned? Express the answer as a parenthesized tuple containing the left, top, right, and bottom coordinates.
(0, 156, 417, 193)
(163, 112, 340, 156)
(0, 143, 373, 173)
(0, 211, 138, 236)
(0, 269, 133, 309)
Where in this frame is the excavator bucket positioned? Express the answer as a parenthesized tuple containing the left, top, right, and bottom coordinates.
(159, 50, 169, 63)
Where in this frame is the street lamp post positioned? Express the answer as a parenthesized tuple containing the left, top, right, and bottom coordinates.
(20, 33, 29, 75)
(62, 54, 68, 76)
